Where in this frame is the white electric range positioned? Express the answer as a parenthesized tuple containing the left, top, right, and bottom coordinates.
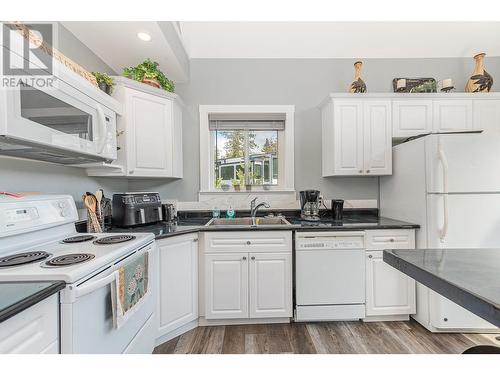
(0, 194, 157, 354)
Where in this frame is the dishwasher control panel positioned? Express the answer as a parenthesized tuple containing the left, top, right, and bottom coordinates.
(296, 234, 364, 250)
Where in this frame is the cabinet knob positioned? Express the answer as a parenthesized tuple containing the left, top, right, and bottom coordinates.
(246, 241, 251, 245)
(193, 238, 198, 242)
(358, 170, 363, 174)
(251, 256, 255, 260)
(366, 170, 370, 174)
(368, 254, 373, 259)
(129, 170, 134, 174)
(242, 256, 247, 260)
(389, 238, 395, 242)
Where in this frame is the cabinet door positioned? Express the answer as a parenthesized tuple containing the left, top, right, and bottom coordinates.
(473, 99, 500, 134)
(172, 100, 183, 178)
(365, 251, 416, 317)
(157, 235, 198, 337)
(249, 252, 292, 318)
(363, 101, 392, 175)
(333, 100, 364, 175)
(205, 253, 248, 319)
(126, 89, 173, 176)
(433, 100, 473, 132)
(392, 100, 432, 138)
(0, 294, 59, 354)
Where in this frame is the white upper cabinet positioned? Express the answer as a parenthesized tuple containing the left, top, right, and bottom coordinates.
(332, 100, 364, 175)
(433, 100, 473, 132)
(363, 101, 392, 175)
(473, 99, 500, 134)
(322, 98, 392, 176)
(322, 93, 500, 177)
(86, 77, 183, 178)
(392, 100, 432, 138)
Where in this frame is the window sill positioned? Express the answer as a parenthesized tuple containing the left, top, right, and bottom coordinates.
(199, 189, 295, 195)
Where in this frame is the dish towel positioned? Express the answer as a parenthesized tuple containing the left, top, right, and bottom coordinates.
(111, 252, 150, 329)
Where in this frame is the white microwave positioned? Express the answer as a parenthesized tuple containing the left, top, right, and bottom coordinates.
(0, 32, 118, 165)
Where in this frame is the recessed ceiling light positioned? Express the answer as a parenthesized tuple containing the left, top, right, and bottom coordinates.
(137, 32, 152, 42)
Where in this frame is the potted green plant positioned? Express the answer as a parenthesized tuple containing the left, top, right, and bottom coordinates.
(92, 71, 114, 95)
(232, 179, 241, 191)
(122, 58, 175, 92)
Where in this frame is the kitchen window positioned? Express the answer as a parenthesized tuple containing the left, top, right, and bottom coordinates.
(199, 105, 295, 196)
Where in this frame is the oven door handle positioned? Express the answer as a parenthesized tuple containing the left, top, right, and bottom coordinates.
(74, 270, 118, 298)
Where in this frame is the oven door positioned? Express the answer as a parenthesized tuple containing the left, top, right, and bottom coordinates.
(0, 60, 116, 161)
(59, 242, 157, 354)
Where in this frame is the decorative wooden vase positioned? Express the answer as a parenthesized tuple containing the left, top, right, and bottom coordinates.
(349, 61, 367, 93)
(465, 53, 493, 93)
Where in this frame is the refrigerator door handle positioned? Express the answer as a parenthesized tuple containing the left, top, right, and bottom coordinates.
(438, 146, 449, 242)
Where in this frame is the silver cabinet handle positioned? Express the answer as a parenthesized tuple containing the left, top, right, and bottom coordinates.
(246, 241, 251, 245)
(242, 256, 247, 260)
(251, 256, 255, 260)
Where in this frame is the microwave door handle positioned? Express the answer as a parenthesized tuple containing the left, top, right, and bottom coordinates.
(74, 270, 118, 298)
(96, 105, 108, 154)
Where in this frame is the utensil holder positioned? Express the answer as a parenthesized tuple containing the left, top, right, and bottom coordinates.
(86, 208, 102, 233)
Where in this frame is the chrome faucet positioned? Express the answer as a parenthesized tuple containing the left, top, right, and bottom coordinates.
(250, 197, 270, 226)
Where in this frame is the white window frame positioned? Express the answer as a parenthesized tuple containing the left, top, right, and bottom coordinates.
(199, 105, 295, 197)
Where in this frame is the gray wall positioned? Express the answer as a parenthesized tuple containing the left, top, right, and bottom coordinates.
(0, 24, 125, 205)
(129, 57, 500, 202)
(57, 24, 116, 74)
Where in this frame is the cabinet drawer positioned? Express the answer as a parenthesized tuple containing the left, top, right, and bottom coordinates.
(203, 231, 292, 253)
(365, 230, 415, 250)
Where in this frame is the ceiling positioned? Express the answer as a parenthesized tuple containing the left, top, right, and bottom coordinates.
(62, 22, 500, 83)
(62, 21, 189, 81)
(178, 22, 500, 59)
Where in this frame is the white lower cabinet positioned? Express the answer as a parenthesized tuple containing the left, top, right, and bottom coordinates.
(0, 294, 59, 354)
(203, 231, 293, 321)
(156, 234, 198, 340)
(365, 250, 416, 317)
(249, 252, 292, 318)
(364, 229, 416, 320)
(205, 253, 249, 319)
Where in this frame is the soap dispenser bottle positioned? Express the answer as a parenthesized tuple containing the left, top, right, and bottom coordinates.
(226, 199, 235, 219)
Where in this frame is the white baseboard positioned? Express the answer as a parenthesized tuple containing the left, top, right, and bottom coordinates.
(155, 320, 199, 347)
(198, 316, 290, 326)
(363, 314, 410, 322)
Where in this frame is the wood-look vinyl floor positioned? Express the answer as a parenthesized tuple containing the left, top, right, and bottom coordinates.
(153, 319, 500, 354)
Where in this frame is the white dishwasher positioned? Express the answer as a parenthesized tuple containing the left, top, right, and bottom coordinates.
(295, 232, 366, 322)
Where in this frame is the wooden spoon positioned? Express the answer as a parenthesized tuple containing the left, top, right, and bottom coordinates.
(84, 194, 101, 232)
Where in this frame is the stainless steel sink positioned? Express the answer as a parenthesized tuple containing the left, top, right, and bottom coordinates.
(205, 217, 291, 227)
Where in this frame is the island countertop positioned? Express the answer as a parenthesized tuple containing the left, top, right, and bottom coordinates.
(383, 248, 500, 327)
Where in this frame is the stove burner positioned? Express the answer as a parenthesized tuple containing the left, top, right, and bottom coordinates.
(62, 235, 96, 244)
(45, 253, 95, 267)
(0, 251, 50, 267)
(93, 235, 136, 245)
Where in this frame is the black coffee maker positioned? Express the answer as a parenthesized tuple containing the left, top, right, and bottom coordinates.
(299, 190, 321, 221)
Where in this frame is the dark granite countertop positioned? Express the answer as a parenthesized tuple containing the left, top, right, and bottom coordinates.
(384, 248, 500, 327)
(0, 281, 65, 324)
(104, 215, 419, 240)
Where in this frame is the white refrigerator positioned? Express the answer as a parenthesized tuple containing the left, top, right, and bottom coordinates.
(380, 132, 500, 332)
